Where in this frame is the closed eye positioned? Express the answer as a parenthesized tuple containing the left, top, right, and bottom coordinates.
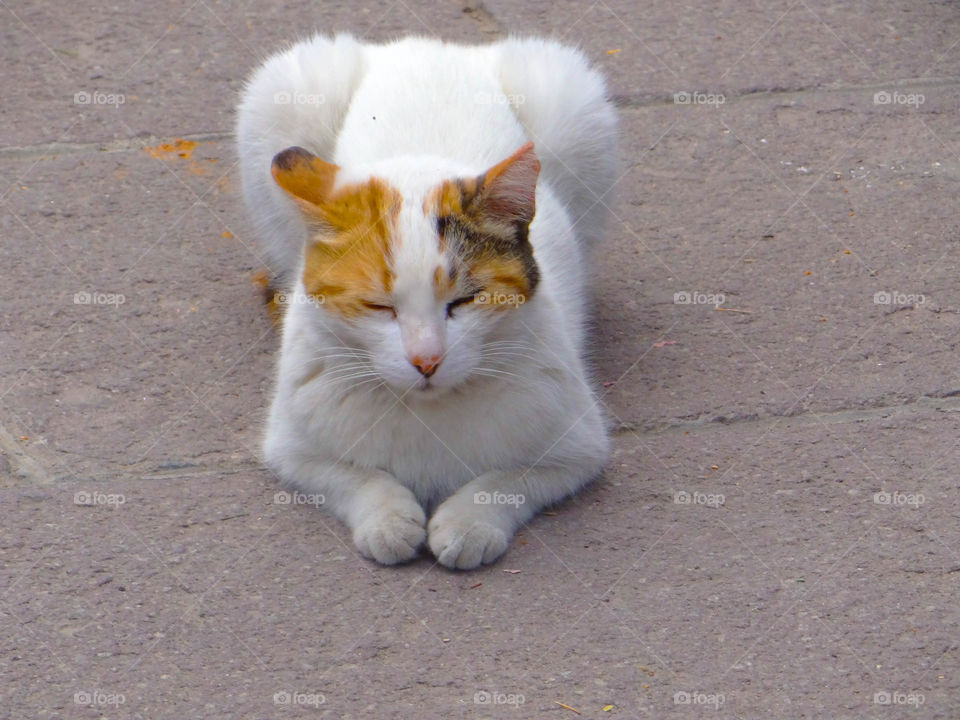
(446, 294, 476, 318)
(362, 301, 397, 317)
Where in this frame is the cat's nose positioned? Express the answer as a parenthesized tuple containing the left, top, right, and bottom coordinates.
(411, 354, 442, 378)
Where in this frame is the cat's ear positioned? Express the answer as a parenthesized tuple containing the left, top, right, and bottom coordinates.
(477, 141, 540, 227)
(271, 146, 340, 208)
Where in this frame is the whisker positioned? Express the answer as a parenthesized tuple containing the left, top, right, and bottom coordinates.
(480, 342, 537, 352)
(292, 357, 374, 374)
(471, 366, 562, 393)
(320, 371, 381, 384)
(358, 379, 388, 396)
(479, 351, 539, 362)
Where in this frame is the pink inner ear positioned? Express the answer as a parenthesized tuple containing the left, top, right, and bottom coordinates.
(482, 142, 541, 223)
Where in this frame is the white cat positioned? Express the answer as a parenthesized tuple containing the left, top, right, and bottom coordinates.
(237, 34, 618, 569)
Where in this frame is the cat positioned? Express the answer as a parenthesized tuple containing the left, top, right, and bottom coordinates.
(236, 34, 618, 569)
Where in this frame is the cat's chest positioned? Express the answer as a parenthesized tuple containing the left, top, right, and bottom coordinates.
(313, 382, 549, 487)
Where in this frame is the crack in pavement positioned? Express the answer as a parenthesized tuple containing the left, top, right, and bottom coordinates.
(3, 76, 959, 160)
(613, 392, 960, 436)
(0, 131, 233, 159)
(611, 75, 960, 109)
(5, 393, 959, 485)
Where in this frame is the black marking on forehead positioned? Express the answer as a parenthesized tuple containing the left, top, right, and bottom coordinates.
(436, 214, 540, 294)
(456, 177, 475, 201)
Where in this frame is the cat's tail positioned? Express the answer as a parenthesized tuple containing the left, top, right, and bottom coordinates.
(236, 34, 367, 287)
(492, 38, 619, 247)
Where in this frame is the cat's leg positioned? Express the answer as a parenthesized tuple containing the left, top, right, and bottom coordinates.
(272, 452, 427, 565)
(427, 463, 603, 570)
(346, 471, 427, 565)
(428, 376, 610, 569)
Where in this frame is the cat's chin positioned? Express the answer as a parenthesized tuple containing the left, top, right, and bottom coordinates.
(406, 381, 451, 399)
(390, 376, 461, 400)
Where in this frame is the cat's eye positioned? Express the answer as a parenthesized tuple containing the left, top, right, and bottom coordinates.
(362, 301, 397, 317)
(446, 294, 476, 317)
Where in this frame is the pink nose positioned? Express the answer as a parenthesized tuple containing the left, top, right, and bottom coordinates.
(411, 354, 442, 378)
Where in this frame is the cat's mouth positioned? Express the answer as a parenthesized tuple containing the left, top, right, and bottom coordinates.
(415, 377, 434, 392)
(408, 375, 448, 397)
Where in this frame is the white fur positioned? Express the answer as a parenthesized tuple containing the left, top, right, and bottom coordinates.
(237, 35, 618, 569)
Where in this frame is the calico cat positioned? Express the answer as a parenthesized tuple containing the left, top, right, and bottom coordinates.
(237, 34, 617, 569)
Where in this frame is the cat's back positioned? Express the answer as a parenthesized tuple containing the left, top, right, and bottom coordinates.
(333, 37, 527, 168)
(237, 34, 617, 282)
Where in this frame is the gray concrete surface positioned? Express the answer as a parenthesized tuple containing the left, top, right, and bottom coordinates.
(2, 1, 959, 718)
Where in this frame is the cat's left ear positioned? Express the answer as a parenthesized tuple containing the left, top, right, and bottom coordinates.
(270, 146, 339, 209)
(477, 141, 540, 227)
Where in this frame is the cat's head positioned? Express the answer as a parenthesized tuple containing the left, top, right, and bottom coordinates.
(271, 142, 541, 396)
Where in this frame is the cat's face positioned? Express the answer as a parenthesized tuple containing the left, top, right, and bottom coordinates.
(271, 144, 541, 396)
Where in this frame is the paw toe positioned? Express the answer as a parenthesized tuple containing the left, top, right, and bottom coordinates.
(429, 521, 509, 570)
(354, 507, 426, 565)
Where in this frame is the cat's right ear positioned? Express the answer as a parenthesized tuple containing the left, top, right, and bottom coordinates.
(270, 146, 340, 208)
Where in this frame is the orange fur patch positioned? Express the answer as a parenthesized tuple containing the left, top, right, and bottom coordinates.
(424, 177, 480, 218)
(271, 147, 339, 207)
(422, 145, 540, 310)
(468, 254, 532, 298)
(251, 269, 283, 324)
(272, 147, 401, 319)
(433, 264, 455, 300)
(301, 179, 400, 318)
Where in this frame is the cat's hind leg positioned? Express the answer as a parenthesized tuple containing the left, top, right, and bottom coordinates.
(236, 34, 368, 285)
(492, 38, 618, 248)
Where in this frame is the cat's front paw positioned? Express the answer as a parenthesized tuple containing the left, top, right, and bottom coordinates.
(353, 502, 427, 565)
(427, 510, 510, 570)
